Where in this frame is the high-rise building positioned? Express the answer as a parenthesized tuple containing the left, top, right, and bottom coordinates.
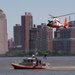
(30, 27, 38, 50)
(14, 24, 22, 48)
(53, 23, 75, 52)
(21, 12, 33, 52)
(69, 21, 75, 27)
(0, 9, 8, 54)
(37, 23, 53, 51)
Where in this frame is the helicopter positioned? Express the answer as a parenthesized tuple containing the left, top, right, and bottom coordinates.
(47, 13, 75, 29)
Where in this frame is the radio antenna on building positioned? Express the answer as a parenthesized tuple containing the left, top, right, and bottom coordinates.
(69, 16, 71, 22)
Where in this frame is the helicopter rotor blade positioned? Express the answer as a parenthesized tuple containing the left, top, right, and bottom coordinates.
(49, 15, 55, 18)
(55, 13, 75, 18)
(37, 17, 48, 20)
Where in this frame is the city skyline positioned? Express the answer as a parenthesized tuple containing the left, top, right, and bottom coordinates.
(0, 0, 75, 39)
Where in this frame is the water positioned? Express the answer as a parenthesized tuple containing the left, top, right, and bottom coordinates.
(0, 56, 75, 75)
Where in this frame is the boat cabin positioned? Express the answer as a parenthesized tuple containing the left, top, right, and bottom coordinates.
(20, 57, 42, 66)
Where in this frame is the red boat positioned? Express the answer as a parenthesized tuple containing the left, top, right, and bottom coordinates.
(11, 63, 46, 69)
(11, 56, 49, 69)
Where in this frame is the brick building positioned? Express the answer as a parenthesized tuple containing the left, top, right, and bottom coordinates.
(21, 12, 33, 52)
(53, 22, 75, 52)
(30, 27, 38, 50)
(29, 23, 53, 51)
(13, 24, 22, 48)
(37, 23, 53, 51)
(13, 12, 53, 52)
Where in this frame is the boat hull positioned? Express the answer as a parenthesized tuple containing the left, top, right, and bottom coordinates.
(11, 63, 46, 69)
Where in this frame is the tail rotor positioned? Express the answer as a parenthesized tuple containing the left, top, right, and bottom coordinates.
(63, 18, 69, 28)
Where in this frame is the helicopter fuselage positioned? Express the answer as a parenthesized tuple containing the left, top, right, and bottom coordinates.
(47, 18, 63, 28)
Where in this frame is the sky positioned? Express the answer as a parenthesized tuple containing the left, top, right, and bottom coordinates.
(0, 0, 75, 39)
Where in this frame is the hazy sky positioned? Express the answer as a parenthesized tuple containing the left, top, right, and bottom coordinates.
(0, 0, 75, 39)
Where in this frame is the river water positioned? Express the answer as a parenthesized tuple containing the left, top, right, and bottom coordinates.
(0, 56, 75, 75)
